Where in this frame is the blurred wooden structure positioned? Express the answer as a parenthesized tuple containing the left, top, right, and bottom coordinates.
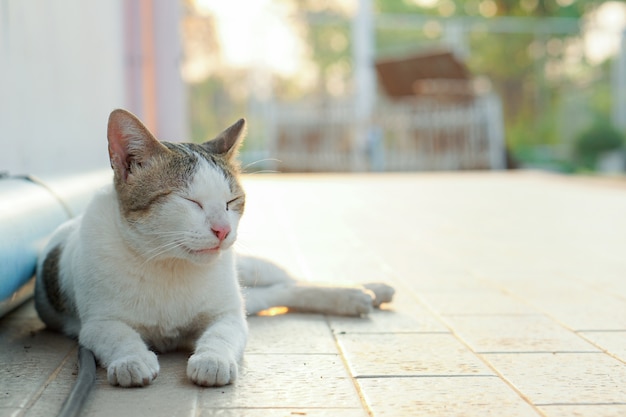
(375, 50, 472, 99)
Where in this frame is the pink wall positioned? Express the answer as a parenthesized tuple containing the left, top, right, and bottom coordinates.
(0, 0, 188, 176)
(123, 0, 188, 142)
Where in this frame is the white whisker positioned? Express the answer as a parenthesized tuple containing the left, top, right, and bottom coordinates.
(141, 230, 191, 237)
(242, 158, 281, 169)
(242, 158, 282, 173)
(233, 238, 256, 256)
(139, 239, 186, 266)
(246, 169, 281, 174)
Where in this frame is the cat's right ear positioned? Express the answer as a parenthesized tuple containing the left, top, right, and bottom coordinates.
(202, 118, 246, 161)
(107, 109, 167, 181)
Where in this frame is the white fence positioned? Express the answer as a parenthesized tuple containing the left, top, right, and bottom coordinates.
(258, 93, 505, 172)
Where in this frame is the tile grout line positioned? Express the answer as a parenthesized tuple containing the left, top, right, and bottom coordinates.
(537, 402, 626, 407)
(281, 196, 373, 416)
(335, 223, 548, 415)
(197, 406, 366, 411)
(332, 331, 451, 335)
(354, 374, 497, 379)
(471, 270, 626, 366)
(395, 278, 550, 417)
(441, 313, 542, 317)
(553, 267, 626, 325)
(325, 315, 375, 417)
(478, 351, 601, 355)
(577, 329, 626, 333)
(18, 344, 78, 417)
(245, 352, 342, 356)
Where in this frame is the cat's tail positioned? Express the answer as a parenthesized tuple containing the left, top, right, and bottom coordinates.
(56, 345, 97, 417)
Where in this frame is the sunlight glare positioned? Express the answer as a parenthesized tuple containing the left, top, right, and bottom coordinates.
(409, 0, 439, 8)
(257, 306, 290, 316)
(479, 0, 498, 18)
(584, 1, 626, 64)
(194, 0, 305, 77)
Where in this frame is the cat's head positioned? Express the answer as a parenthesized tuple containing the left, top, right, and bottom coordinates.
(107, 109, 246, 265)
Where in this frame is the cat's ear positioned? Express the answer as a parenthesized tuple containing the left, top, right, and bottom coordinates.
(107, 109, 168, 181)
(202, 118, 246, 161)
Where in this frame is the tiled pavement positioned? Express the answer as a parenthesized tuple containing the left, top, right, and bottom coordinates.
(1, 172, 626, 416)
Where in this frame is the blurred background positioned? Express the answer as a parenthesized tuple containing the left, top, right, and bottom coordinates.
(1, 0, 625, 176)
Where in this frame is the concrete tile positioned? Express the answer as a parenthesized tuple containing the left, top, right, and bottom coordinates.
(329, 308, 447, 335)
(444, 315, 599, 353)
(496, 281, 626, 331)
(406, 272, 490, 292)
(471, 267, 561, 286)
(358, 376, 540, 417)
(247, 314, 338, 354)
(579, 331, 626, 362)
(0, 318, 74, 409)
(197, 354, 362, 409)
(485, 352, 626, 404)
(539, 292, 626, 331)
(380, 251, 488, 292)
(23, 354, 77, 417)
(337, 333, 493, 377)
(419, 288, 536, 315)
(0, 302, 74, 417)
(328, 291, 448, 334)
(538, 404, 626, 417)
(83, 352, 198, 417)
(0, 409, 22, 417)
(197, 409, 368, 417)
(586, 271, 626, 301)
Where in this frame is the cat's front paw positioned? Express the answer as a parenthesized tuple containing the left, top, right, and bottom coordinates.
(187, 351, 238, 387)
(107, 351, 159, 387)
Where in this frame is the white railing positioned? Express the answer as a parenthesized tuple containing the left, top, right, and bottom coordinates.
(374, 94, 506, 171)
(246, 93, 505, 172)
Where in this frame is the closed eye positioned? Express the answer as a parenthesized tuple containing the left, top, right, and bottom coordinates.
(184, 197, 203, 210)
(226, 196, 241, 211)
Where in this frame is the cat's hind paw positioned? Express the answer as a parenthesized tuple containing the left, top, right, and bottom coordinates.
(187, 351, 238, 387)
(363, 282, 395, 307)
(332, 288, 374, 316)
(107, 351, 159, 387)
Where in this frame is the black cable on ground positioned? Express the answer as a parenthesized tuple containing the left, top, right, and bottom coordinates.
(57, 346, 97, 417)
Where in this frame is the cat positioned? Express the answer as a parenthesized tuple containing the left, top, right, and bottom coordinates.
(34, 109, 394, 388)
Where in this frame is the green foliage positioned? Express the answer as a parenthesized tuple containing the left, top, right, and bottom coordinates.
(513, 145, 578, 173)
(188, 77, 248, 145)
(305, 20, 352, 96)
(587, 60, 613, 115)
(574, 119, 626, 170)
(375, 0, 596, 18)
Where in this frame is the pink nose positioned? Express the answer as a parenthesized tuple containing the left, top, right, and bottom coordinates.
(211, 225, 231, 242)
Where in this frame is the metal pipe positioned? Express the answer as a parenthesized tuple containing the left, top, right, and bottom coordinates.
(0, 171, 110, 317)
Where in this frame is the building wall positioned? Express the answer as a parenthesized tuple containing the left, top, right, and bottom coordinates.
(0, 0, 187, 177)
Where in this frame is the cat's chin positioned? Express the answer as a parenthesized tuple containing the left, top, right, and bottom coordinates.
(182, 246, 223, 264)
(188, 246, 221, 255)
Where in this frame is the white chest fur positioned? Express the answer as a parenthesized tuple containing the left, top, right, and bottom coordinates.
(62, 187, 244, 350)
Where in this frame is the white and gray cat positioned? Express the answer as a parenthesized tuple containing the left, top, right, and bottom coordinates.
(34, 109, 394, 388)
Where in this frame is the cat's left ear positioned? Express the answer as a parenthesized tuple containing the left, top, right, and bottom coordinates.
(202, 118, 246, 161)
